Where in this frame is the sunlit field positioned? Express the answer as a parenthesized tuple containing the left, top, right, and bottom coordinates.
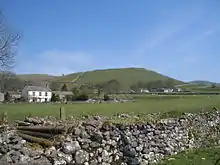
(0, 95, 220, 122)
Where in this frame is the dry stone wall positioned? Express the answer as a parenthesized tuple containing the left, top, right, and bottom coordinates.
(1, 110, 220, 165)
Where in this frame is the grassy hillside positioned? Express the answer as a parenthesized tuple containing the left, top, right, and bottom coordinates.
(54, 68, 183, 90)
(17, 74, 56, 82)
(188, 80, 218, 86)
(15, 74, 57, 88)
(177, 82, 220, 92)
(15, 68, 183, 90)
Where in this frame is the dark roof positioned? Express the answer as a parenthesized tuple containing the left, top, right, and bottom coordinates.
(53, 91, 73, 95)
(24, 86, 51, 92)
(7, 91, 21, 95)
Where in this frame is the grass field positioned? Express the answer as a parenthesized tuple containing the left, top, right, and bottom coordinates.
(1, 95, 220, 122)
(158, 147, 220, 165)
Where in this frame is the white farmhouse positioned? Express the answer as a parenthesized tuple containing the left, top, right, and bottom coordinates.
(22, 86, 52, 103)
(140, 88, 149, 93)
(160, 88, 174, 93)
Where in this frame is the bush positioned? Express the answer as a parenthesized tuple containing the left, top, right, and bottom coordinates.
(14, 97, 26, 103)
(103, 94, 110, 101)
(74, 93, 89, 101)
(51, 93, 60, 102)
(66, 95, 73, 101)
(4, 92, 11, 102)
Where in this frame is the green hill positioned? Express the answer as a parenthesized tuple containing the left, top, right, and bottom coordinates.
(53, 68, 183, 90)
(15, 68, 183, 91)
(176, 81, 220, 92)
(17, 74, 56, 82)
(16, 74, 57, 87)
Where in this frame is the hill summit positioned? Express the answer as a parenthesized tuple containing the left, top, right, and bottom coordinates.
(52, 67, 183, 90)
(12, 68, 183, 91)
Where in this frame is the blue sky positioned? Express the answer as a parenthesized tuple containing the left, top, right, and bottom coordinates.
(1, 0, 220, 82)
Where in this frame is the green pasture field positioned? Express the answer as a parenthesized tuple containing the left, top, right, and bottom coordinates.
(158, 147, 220, 165)
(0, 95, 220, 122)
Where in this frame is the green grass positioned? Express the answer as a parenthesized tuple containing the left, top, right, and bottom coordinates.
(177, 84, 207, 89)
(52, 67, 183, 90)
(177, 83, 220, 92)
(17, 74, 57, 81)
(0, 95, 220, 122)
(16, 68, 183, 91)
(158, 147, 220, 165)
(190, 87, 220, 92)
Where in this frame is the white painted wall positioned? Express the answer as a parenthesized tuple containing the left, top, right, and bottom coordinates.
(140, 89, 149, 93)
(21, 88, 52, 103)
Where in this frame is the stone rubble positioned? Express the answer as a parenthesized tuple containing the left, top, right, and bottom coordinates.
(0, 110, 220, 165)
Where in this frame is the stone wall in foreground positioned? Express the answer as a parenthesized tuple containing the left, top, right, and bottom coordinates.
(1, 110, 220, 165)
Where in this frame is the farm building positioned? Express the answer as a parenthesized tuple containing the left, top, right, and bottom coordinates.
(140, 88, 149, 93)
(8, 91, 21, 100)
(21, 86, 52, 103)
(173, 88, 183, 92)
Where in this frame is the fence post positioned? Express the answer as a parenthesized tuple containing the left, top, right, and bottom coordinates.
(60, 107, 66, 121)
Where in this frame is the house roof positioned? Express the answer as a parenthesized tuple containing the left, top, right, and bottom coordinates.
(7, 91, 21, 94)
(53, 91, 73, 95)
(24, 86, 52, 92)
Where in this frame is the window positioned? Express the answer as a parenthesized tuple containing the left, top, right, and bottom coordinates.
(45, 92, 48, 96)
(39, 92, 42, 96)
(33, 92, 35, 96)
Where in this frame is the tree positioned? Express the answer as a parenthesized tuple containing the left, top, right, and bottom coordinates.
(103, 79, 120, 94)
(0, 11, 20, 71)
(0, 73, 25, 92)
(0, 11, 20, 92)
(75, 93, 88, 101)
(130, 81, 151, 92)
(103, 94, 110, 101)
(61, 84, 68, 91)
(4, 91, 11, 102)
(51, 93, 59, 102)
(94, 83, 103, 97)
(130, 84, 138, 91)
(137, 81, 145, 89)
(211, 83, 217, 88)
(0, 71, 15, 92)
(72, 87, 80, 96)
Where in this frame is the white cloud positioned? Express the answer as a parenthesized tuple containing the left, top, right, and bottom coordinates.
(17, 50, 95, 75)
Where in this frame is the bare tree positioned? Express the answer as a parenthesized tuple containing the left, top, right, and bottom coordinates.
(0, 11, 20, 71)
(0, 11, 20, 92)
